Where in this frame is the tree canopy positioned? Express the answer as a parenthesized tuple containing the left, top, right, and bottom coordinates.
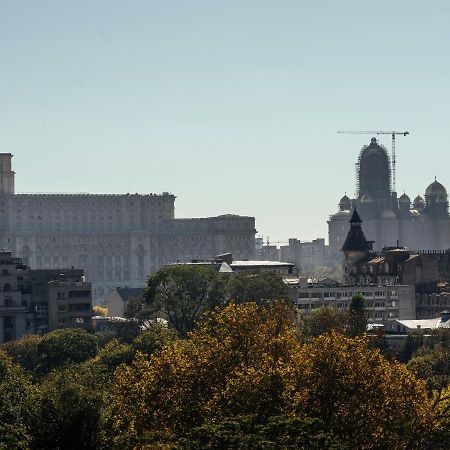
(225, 270, 291, 305)
(142, 265, 291, 337)
(348, 293, 368, 337)
(143, 265, 226, 337)
(36, 328, 99, 375)
(103, 302, 441, 449)
(297, 305, 348, 339)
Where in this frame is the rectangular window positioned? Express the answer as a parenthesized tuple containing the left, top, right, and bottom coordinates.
(69, 303, 90, 311)
(35, 304, 48, 318)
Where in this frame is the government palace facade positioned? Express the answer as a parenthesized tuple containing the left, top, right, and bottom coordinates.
(0, 154, 256, 303)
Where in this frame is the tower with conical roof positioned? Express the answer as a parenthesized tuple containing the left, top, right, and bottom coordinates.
(342, 209, 372, 253)
(342, 209, 373, 281)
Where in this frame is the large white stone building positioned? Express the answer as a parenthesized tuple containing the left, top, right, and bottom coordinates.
(0, 154, 256, 303)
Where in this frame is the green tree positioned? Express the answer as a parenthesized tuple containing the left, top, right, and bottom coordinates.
(132, 321, 177, 355)
(122, 296, 143, 319)
(94, 339, 135, 373)
(180, 415, 346, 449)
(1, 334, 42, 375)
(37, 328, 99, 375)
(225, 270, 291, 305)
(298, 306, 348, 339)
(98, 317, 141, 344)
(407, 329, 450, 391)
(143, 265, 225, 337)
(30, 363, 106, 450)
(397, 333, 425, 363)
(0, 351, 32, 450)
(348, 293, 367, 337)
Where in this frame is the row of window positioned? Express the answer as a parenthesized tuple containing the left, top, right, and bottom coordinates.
(58, 303, 90, 312)
(298, 291, 399, 299)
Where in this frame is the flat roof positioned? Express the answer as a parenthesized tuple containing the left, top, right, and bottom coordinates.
(231, 260, 294, 267)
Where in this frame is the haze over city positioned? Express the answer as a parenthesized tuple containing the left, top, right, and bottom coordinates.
(1, 3, 450, 448)
(2, 1, 450, 241)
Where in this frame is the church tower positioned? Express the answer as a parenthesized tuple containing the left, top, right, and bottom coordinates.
(342, 209, 373, 282)
(0, 154, 15, 194)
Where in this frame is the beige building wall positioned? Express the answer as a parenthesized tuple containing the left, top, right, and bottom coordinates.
(105, 289, 125, 317)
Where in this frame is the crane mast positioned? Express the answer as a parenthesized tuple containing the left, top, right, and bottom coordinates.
(337, 130, 409, 192)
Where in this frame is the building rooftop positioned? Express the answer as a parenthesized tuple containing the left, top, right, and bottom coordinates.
(230, 260, 295, 267)
(396, 315, 450, 330)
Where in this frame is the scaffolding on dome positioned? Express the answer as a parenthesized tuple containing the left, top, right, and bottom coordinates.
(355, 140, 391, 198)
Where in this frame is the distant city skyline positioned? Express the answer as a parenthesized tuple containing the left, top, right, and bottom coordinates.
(2, 1, 450, 241)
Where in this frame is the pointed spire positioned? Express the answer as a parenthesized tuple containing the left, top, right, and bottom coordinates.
(349, 208, 362, 224)
(342, 208, 372, 252)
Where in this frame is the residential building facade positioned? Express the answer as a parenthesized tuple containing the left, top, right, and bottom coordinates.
(0, 250, 92, 343)
(295, 282, 415, 331)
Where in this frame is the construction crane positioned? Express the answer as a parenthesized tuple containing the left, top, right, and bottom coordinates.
(337, 130, 409, 192)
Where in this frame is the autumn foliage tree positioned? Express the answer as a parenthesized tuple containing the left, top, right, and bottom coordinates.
(102, 302, 441, 449)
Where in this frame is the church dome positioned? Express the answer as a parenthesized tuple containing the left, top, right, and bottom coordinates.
(399, 193, 411, 203)
(425, 179, 447, 197)
(358, 138, 391, 198)
(360, 193, 373, 203)
(436, 193, 448, 203)
(331, 210, 351, 219)
(339, 194, 351, 211)
(413, 195, 425, 209)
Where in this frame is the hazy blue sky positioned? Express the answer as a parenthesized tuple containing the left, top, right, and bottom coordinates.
(1, 1, 449, 242)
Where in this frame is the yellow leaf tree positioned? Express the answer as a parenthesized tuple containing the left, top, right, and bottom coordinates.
(102, 302, 442, 449)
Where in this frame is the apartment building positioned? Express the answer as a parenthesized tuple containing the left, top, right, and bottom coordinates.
(0, 251, 92, 343)
(294, 282, 415, 331)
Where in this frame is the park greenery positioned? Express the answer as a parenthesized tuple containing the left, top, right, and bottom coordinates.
(0, 266, 449, 449)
